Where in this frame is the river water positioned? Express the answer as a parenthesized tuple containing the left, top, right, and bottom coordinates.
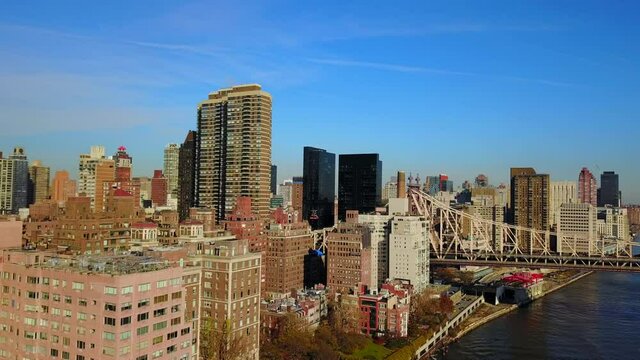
(440, 272, 640, 359)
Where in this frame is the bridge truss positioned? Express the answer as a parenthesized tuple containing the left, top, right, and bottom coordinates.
(407, 188, 640, 272)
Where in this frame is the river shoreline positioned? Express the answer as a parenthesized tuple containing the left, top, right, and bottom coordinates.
(449, 270, 594, 343)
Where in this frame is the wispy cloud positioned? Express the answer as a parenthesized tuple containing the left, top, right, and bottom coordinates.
(123, 40, 232, 57)
(307, 58, 471, 75)
(308, 58, 577, 88)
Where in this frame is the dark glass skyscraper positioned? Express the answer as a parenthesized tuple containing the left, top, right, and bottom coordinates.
(338, 153, 382, 221)
(178, 130, 197, 221)
(303, 147, 335, 229)
(270, 164, 277, 195)
(9, 147, 28, 213)
(598, 171, 620, 207)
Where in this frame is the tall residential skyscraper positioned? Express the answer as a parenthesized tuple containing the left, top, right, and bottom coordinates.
(338, 153, 382, 221)
(549, 181, 577, 226)
(270, 164, 278, 195)
(178, 131, 197, 221)
(8, 147, 29, 213)
(197, 84, 272, 221)
(598, 171, 620, 207)
(302, 147, 336, 229)
(510, 167, 550, 250)
(51, 170, 76, 205)
(164, 143, 180, 196)
(578, 167, 597, 206)
(27, 160, 50, 205)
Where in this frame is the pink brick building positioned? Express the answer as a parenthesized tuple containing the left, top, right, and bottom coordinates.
(0, 250, 195, 360)
(578, 167, 598, 206)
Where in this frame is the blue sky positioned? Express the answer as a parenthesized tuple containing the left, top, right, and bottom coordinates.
(1, 1, 639, 202)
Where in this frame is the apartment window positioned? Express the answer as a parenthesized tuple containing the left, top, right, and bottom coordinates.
(121, 316, 132, 326)
(104, 317, 116, 326)
(153, 308, 166, 317)
(156, 280, 167, 288)
(102, 347, 115, 356)
(77, 312, 87, 321)
(172, 291, 182, 299)
(120, 345, 131, 355)
(171, 317, 181, 326)
(152, 335, 163, 345)
(136, 356, 148, 360)
(64, 309, 72, 318)
(137, 312, 149, 322)
(121, 286, 133, 295)
(121, 302, 132, 311)
(51, 349, 59, 357)
(77, 340, 86, 349)
(136, 326, 149, 336)
(138, 298, 150, 308)
(105, 303, 116, 312)
(103, 332, 115, 341)
(154, 294, 168, 304)
(138, 283, 151, 292)
(72, 282, 84, 290)
(167, 331, 178, 340)
(104, 287, 117, 295)
(78, 298, 88, 307)
(153, 321, 167, 331)
(120, 331, 131, 340)
(65, 296, 72, 304)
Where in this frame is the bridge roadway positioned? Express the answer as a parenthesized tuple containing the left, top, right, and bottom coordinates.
(430, 252, 640, 272)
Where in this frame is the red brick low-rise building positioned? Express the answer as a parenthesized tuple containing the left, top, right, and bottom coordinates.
(358, 280, 411, 338)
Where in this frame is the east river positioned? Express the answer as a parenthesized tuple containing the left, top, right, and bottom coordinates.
(439, 271, 640, 359)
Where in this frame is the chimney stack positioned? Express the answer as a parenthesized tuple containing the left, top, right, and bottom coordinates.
(397, 171, 406, 198)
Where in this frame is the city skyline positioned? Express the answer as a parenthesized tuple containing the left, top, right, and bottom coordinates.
(1, 1, 639, 202)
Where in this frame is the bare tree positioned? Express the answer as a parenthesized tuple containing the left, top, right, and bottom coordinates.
(200, 318, 249, 360)
(328, 299, 360, 334)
